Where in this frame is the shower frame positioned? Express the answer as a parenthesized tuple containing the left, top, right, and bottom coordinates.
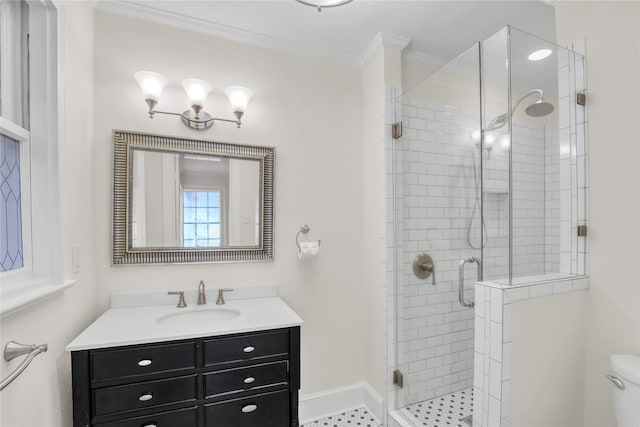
(387, 25, 588, 427)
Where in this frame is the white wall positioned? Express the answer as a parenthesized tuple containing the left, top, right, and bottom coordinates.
(92, 11, 366, 396)
(361, 44, 387, 403)
(555, 2, 640, 426)
(511, 291, 587, 427)
(0, 3, 101, 426)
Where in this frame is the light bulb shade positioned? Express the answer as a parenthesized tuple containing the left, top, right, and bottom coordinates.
(484, 133, 496, 150)
(134, 71, 168, 102)
(296, 0, 353, 8)
(225, 86, 253, 114)
(181, 78, 212, 108)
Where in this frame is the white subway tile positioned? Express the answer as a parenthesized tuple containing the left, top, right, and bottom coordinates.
(505, 287, 530, 302)
(490, 322, 503, 362)
(502, 343, 512, 382)
(573, 277, 589, 290)
(552, 280, 573, 294)
(490, 288, 503, 323)
(502, 304, 512, 343)
(501, 380, 512, 418)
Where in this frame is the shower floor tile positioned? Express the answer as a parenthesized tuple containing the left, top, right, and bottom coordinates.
(302, 406, 381, 427)
(400, 387, 473, 427)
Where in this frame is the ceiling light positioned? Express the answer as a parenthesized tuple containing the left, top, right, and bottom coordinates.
(134, 71, 252, 130)
(295, 0, 353, 12)
(528, 48, 553, 62)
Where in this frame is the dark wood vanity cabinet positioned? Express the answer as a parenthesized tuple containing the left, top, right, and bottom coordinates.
(71, 327, 300, 427)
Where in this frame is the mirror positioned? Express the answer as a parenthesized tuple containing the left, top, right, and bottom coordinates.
(113, 130, 274, 265)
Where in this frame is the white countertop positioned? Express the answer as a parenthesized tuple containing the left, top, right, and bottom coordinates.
(66, 296, 303, 352)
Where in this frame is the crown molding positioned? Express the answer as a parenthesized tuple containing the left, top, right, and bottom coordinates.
(95, 0, 360, 67)
(402, 49, 448, 68)
(359, 32, 411, 67)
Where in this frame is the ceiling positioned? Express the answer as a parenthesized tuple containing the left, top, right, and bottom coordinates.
(97, 0, 558, 66)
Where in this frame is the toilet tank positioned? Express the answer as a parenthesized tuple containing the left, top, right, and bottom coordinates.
(609, 354, 640, 427)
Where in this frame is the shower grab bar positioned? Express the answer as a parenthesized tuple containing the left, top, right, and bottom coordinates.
(0, 341, 48, 391)
(458, 257, 481, 308)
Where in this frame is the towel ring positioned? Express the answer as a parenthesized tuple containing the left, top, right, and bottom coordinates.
(296, 225, 321, 250)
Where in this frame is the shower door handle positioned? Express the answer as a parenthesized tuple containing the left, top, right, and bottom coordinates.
(458, 257, 481, 308)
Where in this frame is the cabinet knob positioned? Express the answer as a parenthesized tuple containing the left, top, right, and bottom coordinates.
(138, 393, 153, 402)
(138, 359, 152, 367)
(242, 404, 258, 413)
(243, 376, 256, 384)
(243, 346, 255, 353)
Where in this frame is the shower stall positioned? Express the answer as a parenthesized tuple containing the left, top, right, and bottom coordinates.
(388, 26, 587, 427)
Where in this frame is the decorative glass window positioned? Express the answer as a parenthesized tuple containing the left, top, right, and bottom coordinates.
(183, 190, 222, 247)
(0, 135, 24, 272)
(0, 0, 72, 317)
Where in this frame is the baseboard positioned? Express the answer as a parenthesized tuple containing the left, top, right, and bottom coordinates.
(299, 382, 384, 424)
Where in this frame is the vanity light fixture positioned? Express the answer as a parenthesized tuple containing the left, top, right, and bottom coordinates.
(527, 48, 552, 61)
(134, 71, 253, 130)
(295, 0, 353, 12)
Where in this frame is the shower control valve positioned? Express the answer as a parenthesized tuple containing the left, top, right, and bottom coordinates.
(413, 253, 436, 286)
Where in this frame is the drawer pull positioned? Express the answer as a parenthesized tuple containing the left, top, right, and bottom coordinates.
(242, 404, 258, 413)
(243, 376, 256, 384)
(141, 424, 157, 427)
(137, 359, 152, 367)
(243, 346, 255, 353)
(138, 393, 153, 402)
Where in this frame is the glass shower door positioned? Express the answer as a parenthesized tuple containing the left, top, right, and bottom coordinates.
(393, 43, 482, 426)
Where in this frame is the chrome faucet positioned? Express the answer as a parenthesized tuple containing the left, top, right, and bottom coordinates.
(198, 280, 207, 305)
(216, 288, 233, 305)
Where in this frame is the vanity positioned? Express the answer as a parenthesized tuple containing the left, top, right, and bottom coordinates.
(67, 294, 303, 427)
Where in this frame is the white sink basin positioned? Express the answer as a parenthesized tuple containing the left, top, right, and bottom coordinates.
(156, 308, 241, 327)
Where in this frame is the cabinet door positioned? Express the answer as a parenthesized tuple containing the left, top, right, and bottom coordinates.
(204, 390, 289, 427)
(94, 406, 197, 427)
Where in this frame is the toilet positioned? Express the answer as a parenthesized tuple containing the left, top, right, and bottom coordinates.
(608, 354, 640, 427)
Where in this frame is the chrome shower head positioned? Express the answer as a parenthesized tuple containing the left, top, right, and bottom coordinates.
(524, 99, 555, 117)
(485, 89, 554, 132)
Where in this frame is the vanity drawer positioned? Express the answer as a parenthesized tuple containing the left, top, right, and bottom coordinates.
(203, 330, 288, 366)
(91, 341, 196, 382)
(204, 389, 289, 427)
(204, 361, 288, 398)
(93, 374, 197, 416)
(95, 406, 197, 427)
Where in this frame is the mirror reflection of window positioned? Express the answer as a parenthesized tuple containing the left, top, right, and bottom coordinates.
(182, 190, 222, 247)
(130, 148, 262, 249)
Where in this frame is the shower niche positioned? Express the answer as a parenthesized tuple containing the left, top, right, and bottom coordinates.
(389, 26, 588, 427)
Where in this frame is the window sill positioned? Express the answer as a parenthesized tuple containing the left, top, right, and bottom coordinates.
(0, 279, 76, 318)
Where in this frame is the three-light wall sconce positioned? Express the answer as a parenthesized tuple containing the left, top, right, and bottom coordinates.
(134, 71, 253, 130)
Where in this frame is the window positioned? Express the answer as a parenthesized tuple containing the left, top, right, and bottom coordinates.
(183, 190, 222, 247)
(1, 0, 31, 276)
(0, 135, 24, 272)
(0, 0, 72, 317)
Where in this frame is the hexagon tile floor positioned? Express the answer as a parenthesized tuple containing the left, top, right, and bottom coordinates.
(400, 387, 474, 427)
(302, 406, 381, 427)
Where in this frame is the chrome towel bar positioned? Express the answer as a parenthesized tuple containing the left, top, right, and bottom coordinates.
(0, 341, 48, 391)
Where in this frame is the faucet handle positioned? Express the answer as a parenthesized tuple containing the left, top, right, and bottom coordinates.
(216, 288, 234, 305)
(198, 280, 207, 305)
(168, 291, 187, 308)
